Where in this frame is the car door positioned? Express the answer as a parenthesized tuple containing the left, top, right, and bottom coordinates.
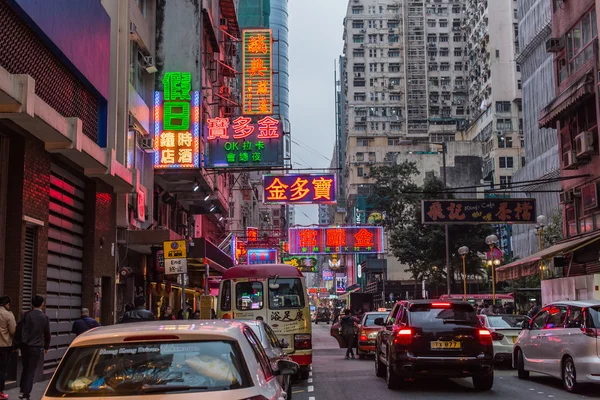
(379, 303, 400, 358)
(244, 327, 283, 399)
(538, 305, 568, 377)
(521, 307, 550, 373)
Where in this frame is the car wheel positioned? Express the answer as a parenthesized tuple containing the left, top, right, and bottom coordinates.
(300, 369, 310, 380)
(472, 372, 494, 391)
(516, 349, 529, 380)
(286, 377, 292, 400)
(386, 351, 402, 389)
(563, 357, 580, 393)
(374, 347, 385, 378)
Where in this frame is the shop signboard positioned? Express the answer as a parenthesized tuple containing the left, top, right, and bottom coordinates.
(263, 174, 336, 204)
(288, 226, 385, 255)
(247, 248, 278, 265)
(421, 199, 537, 224)
(282, 256, 318, 273)
(242, 29, 273, 115)
(165, 258, 188, 275)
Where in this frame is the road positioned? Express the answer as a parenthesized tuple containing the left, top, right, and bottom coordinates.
(292, 323, 600, 400)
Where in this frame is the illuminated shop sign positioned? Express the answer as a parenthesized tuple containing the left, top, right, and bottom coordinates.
(247, 248, 278, 265)
(263, 174, 336, 204)
(421, 199, 537, 224)
(153, 72, 200, 169)
(204, 116, 284, 168)
(242, 29, 273, 115)
(288, 227, 385, 255)
(282, 256, 318, 273)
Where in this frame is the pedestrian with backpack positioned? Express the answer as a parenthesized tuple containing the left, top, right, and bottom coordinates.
(71, 308, 100, 336)
(0, 295, 16, 400)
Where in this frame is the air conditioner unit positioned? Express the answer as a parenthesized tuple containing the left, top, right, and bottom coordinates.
(562, 150, 579, 170)
(560, 191, 574, 204)
(545, 37, 565, 53)
(128, 114, 136, 129)
(575, 130, 594, 158)
(139, 137, 155, 153)
(129, 22, 137, 35)
(142, 56, 157, 73)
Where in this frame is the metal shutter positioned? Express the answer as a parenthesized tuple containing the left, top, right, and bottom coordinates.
(22, 225, 35, 312)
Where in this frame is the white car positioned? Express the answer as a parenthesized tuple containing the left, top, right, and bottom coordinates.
(42, 320, 298, 399)
(478, 314, 529, 364)
(514, 300, 600, 393)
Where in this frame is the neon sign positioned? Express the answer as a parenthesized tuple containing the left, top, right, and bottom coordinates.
(242, 29, 273, 115)
(288, 226, 385, 255)
(263, 174, 336, 204)
(282, 256, 317, 273)
(153, 72, 200, 169)
(204, 116, 284, 168)
(247, 249, 278, 265)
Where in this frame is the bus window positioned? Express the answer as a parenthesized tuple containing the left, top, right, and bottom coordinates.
(220, 280, 231, 311)
(268, 278, 305, 309)
(236, 282, 264, 310)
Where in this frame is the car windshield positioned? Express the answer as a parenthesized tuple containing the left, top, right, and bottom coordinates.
(269, 278, 305, 309)
(363, 313, 387, 327)
(45, 340, 250, 397)
(590, 306, 600, 328)
(487, 315, 528, 328)
(409, 303, 479, 327)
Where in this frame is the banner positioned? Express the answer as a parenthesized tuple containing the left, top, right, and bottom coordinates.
(421, 199, 537, 224)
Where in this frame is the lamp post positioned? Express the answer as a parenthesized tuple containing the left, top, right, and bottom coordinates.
(535, 214, 548, 280)
(458, 246, 469, 301)
(485, 234, 499, 305)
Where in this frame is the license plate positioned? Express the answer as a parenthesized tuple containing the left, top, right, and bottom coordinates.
(430, 340, 461, 350)
(512, 336, 517, 343)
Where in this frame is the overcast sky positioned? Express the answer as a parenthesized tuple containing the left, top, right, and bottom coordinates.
(288, 0, 347, 225)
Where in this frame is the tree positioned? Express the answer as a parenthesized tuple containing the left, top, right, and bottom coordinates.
(542, 208, 563, 248)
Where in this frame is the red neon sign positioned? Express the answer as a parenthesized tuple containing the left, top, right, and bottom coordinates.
(288, 226, 384, 255)
(263, 174, 336, 204)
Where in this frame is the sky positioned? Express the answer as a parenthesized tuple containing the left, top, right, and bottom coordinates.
(288, 0, 348, 226)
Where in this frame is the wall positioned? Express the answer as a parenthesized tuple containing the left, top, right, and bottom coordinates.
(541, 274, 600, 305)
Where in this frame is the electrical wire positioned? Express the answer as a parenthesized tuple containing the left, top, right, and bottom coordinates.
(292, 139, 332, 162)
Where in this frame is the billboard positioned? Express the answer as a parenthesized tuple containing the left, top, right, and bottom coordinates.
(288, 226, 385, 255)
(263, 174, 336, 204)
(242, 29, 273, 115)
(282, 256, 318, 273)
(154, 72, 200, 169)
(204, 116, 284, 168)
(247, 248, 278, 265)
(421, 199, 537, 224)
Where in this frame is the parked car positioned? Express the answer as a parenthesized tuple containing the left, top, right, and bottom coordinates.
(42, 320, 298, 399)
(374, 300, 494, 391)
(514, 300, 600, 393)
(356, 311, 388, 359)
(245, 320, 294, 399)
(478, 314, 529, 364)
(315, 307, 331, 324)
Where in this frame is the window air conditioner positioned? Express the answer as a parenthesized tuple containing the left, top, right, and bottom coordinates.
(562, 150, 579, 170)
(560, 191, 574, 204)
(575, 131, 594, 159)
(139, 137, 155, 153)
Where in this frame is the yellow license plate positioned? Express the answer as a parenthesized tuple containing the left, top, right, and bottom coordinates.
(512, 336, 517, 343)
(430, 340, 461, 350)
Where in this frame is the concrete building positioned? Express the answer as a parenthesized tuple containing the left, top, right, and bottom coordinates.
(464, 0, 524, 189)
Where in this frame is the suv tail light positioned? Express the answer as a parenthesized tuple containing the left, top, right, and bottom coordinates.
(393, 328, 413, 345)
(430, 302, 451, 308)
(491, 331, 504, 341)
(360, 330, 367, 341)
(295, 334, 312, 350)
(581, 327, 598, 337)
(478, 329, 493, 345)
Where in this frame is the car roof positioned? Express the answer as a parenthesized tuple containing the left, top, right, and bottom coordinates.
(549, 300, 600, 307)
(71, 320, 249, 346)
(405, 299, 473, 307)
(363, 311, 387, 315)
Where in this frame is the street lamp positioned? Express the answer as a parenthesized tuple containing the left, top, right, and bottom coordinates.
(458, 246, 469, 301)
(485, 234, 499, 305)
(535, 214, 548, 280)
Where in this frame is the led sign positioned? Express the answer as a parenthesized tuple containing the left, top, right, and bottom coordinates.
(153, 72, 200, 169)
(282, 256, 318, 273)
(288, 226, 385, 255)
(247, 249, 278, 265)
(242, 29, 273, 115)
(263, 174, 336, 204)
(421, 199, 537, 224)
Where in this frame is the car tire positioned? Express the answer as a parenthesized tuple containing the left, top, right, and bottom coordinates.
(285, 377, 292, 400)
(300, 369, 310, 380)
(516, 349, 529, 380)
(386, 351, 402, 390)
(472, 372, 494, 391)
(563, 356, 580, 393)
(375, 348, 385, 378)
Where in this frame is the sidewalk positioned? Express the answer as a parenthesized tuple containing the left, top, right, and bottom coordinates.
(4, 380, 49, 400)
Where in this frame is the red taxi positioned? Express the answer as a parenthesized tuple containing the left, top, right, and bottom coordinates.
(356, 311, 388, 358)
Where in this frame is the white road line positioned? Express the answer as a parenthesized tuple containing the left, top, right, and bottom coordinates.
(309, 397, 315, 400)
(308, 378, 313, 383)
(309, 371, 313, 377)
(308, 386, 314, 392)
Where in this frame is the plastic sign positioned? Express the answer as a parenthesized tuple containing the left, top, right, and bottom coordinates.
(204, 116, 284, 168)
(282, 256, 317, 273)
(154, 72, 200, 169)
(163, 240, 187, 259)
(263, 174, 336, 204)
(288, 226, 385, 255)
(247, 248, 278, 265)
(421, 199, 537, 224)
(242, 29, 273, 115)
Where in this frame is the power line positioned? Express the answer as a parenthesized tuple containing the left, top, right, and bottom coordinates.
(292, 139, 332, 162)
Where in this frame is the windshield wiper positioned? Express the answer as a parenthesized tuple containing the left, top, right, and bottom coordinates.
(140, 385, 210, 393)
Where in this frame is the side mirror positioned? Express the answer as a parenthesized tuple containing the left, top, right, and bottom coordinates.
(374, 317, 384, 326)
(276, 360, 299, 376)
(280, 338, 289, 348)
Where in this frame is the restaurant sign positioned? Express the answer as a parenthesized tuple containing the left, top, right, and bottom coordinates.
(421, 199, 537, 224)
(282, 256, 318, 273)
(288, 226, 385, 255)
(263, 174, 336, 204)
(242, 29, 273, 115)
(247, 248, 278, 265)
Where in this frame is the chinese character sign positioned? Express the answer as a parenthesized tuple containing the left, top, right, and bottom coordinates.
(263, 174, 336, 204)
(204, 116, 284, 168)
(288, 227, 384, 255)
(247, 227, 259, 242)
(154, 72, 200, 169)
(247, 249, 278, 265)
(282, 256, 317, 273)
(242, 29, 273, 115)
(421, 199, 537, 224)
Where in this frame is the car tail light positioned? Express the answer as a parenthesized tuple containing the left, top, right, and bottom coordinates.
(491, 331, 504, 341)
(581, 327, 598, 337)
(478, 329, 493, 345)
(295, 334, 312, 350)
(360, 335, 368, 341)
(393, 328, 413, 345)
(430, 302, 451, 308)
(123, 335, 179, 342)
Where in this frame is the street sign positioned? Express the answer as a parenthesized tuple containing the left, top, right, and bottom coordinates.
(165, 258, 188, 275)
(163, 240, 187, 259)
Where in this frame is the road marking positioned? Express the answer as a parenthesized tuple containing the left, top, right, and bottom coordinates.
(292, 390, 305, 394)
(309, 371, 313, 377)
(309, 397, 315, 400)
(548, 396, 554, 398)
(308, 378, 313, 383)
(308, 386, 314, 392)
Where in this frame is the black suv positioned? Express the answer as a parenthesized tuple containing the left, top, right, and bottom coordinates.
(374, 300, 494, 391)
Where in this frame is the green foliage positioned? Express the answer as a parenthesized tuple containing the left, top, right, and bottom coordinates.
(542, 208, 563, 248)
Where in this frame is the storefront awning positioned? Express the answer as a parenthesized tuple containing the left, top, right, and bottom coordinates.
(188, 237, 234, 274)
(496, 231, 600, 281)
(538, 71, 595, 129)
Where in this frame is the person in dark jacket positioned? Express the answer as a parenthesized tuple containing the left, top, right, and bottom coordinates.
(340, 309, 358, 360)
(159, 305, 176, 321)
(19, 295, 50, 400)
(71, 308, 100, 336)
(120, 296, 155, 323)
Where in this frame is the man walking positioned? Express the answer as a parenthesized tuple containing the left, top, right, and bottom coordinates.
(120, 295, 155, 323)
(19, 295, 50, 400)
(340, 309, 357, 360)
(71, 308, 100, 336)
(0, 296, 16, 400)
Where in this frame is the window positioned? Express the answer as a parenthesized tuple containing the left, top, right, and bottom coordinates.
(391, 123, 402, 131)
(353, 35, 364, 43)
(220, 280, 231, 311)
(439, 20, 448, 27)
(531, 309, 549, 329)
(497, 119, 512, 130)
(499, 157, 514, 168)
(385, 304, 400, 325)
(353, 63, 365, 72)
(427, 19, 436, 28)
(564, 10, 597, 78)
(236, 282, 263, 310)
(379, 34, 384, 42)
(388, 49, 400, 57)
(352, 21, 364, 29)
(135, 0, 146, 16)
(440, 35, 449, 43)
(429, 63, 438, 71)
(390, 78, 400, 85)
(389, 34, 399, 43)
(354, 79, 365, 87)
(454, 48, 462, 57)
(356, 137, 369, 146)
(440, 63, 449, 71)
(353, 49, 364, 57)
(356, 152, 365, 162)
(521, 156, 526, 167)
(354, 92, 366, 101)
(357, 167, 364, 177)
(566, 306, 584, 329)
(352, 6, 362, 14)
(268, 278, 305, 309)
(390, 92, 401, 101)
(244, 327, 274, 379)
(368, 152, 376, 162)
(368, 34, 377, 43)
(514, 9, 518, 19)
(389, 63, 401, 72)
(454, 62, 462, 71)
(388, 137, 401, 146)
(496, 49, 500, 58)
(453, 34, 462, 43)
(544, 306, 567, 329)
(439, 48, 449, 57)
(518, 79, 522, 89)
(452, 6, 461, 13)
(496, 101, 511, 112)
(498, 135, 513, 148)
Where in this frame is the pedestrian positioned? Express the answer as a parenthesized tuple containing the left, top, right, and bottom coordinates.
(159, 305, 175, 321)
(506, 303, 515, 315)
(480, 303, 489, 315)
(527, 301, 540, 318)
(340, 309, 357, 360)
(120, 295, 155, 323)
(71, 308, 100, 336)
(0, 295, 16, 400)
(211, 309, 217, 319)
(19, 295, 50, 400)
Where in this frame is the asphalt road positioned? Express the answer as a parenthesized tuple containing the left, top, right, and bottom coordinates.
(291, 323, 600, 400)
